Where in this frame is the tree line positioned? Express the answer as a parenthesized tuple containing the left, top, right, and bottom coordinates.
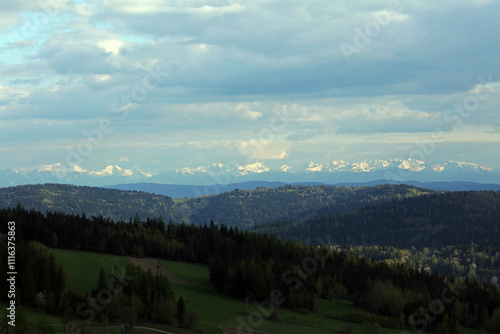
(1, 205, 500, 332)
(338, 244, 500, 288)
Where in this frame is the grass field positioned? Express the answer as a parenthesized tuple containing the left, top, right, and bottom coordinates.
(49, 248, 483, 334)
(0, 306, 126, 333)
(157, 259, 245, 334)
(51, 248, 132, 293)
(156, 259, 422, 334)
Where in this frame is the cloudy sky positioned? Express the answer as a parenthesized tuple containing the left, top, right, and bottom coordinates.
(1, 0, 499, 172)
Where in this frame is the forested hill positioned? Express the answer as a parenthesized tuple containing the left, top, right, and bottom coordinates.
(184, 184, 437, 228)
(0, 183, 437, 229)
(0, 183, 180, 222)
(254, 190, 500, 248)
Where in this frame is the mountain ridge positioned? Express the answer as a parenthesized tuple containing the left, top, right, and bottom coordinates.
(1, 158, 498, 187)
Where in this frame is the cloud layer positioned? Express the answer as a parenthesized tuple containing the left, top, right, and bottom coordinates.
(1, 0, 499, 171)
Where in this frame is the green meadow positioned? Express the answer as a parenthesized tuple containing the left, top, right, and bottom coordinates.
(51, 248, 131, 293)
(47, 248, 482, 334)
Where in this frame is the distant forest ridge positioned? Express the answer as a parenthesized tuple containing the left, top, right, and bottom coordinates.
(106, 180, 500, 197)
(0, 183, 437, 228)
(0, 183, 179, 223)
(254, 190, 500, 249)
(2, 185, 499, 248)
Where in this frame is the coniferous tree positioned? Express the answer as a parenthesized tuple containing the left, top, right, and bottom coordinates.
(176, 297, 186, 328)
(95, 267, 108, 294)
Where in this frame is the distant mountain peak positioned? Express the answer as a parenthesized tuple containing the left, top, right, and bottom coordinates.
(237, 162, 270, 175)
(351, 159, 393, 172)
(331, 160, 350, 169)
(429, 160, 494, 173)
(71, 165, 89, 173)
(91, 165, 115, 176)
(176, 163, 226, 175)
(397, 158, 425, 171)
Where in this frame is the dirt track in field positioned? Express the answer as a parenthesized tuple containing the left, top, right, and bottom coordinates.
(128, 257, 191, 285)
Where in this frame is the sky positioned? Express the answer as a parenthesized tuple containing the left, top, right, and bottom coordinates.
(1, 0, 499, 173)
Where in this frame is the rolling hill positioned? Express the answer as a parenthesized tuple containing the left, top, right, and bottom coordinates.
(0, 183, 181, 223)
(0, 183, 438, 229)
(254, 190, 500, 248)
(184, 184, 437, 228)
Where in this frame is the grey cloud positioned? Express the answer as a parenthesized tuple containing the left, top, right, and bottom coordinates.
(39, 40, 114, 75)
(8, 77, 42, 85)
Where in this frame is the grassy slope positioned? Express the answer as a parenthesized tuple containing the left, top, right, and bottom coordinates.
(157, 260, 432, 334)
(51, 249, 482, 334)
(0, 306, 126, 333)
(51, 248, 131, 293)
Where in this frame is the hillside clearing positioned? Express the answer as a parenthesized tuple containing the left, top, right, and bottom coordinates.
(128, 256, 192, 284)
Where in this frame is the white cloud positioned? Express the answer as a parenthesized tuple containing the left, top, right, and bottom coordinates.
(0, 84, 30, 100)
(235, 139, 289, 160)
(97, 39, 125, 55)
(99, 0, 246, 15)
(74, 3, 97, 17)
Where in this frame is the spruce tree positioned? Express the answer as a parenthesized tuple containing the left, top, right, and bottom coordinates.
(176, 297, 186, 328)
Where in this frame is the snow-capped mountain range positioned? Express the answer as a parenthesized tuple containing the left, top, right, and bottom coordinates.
(1, 159, 498, 187)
